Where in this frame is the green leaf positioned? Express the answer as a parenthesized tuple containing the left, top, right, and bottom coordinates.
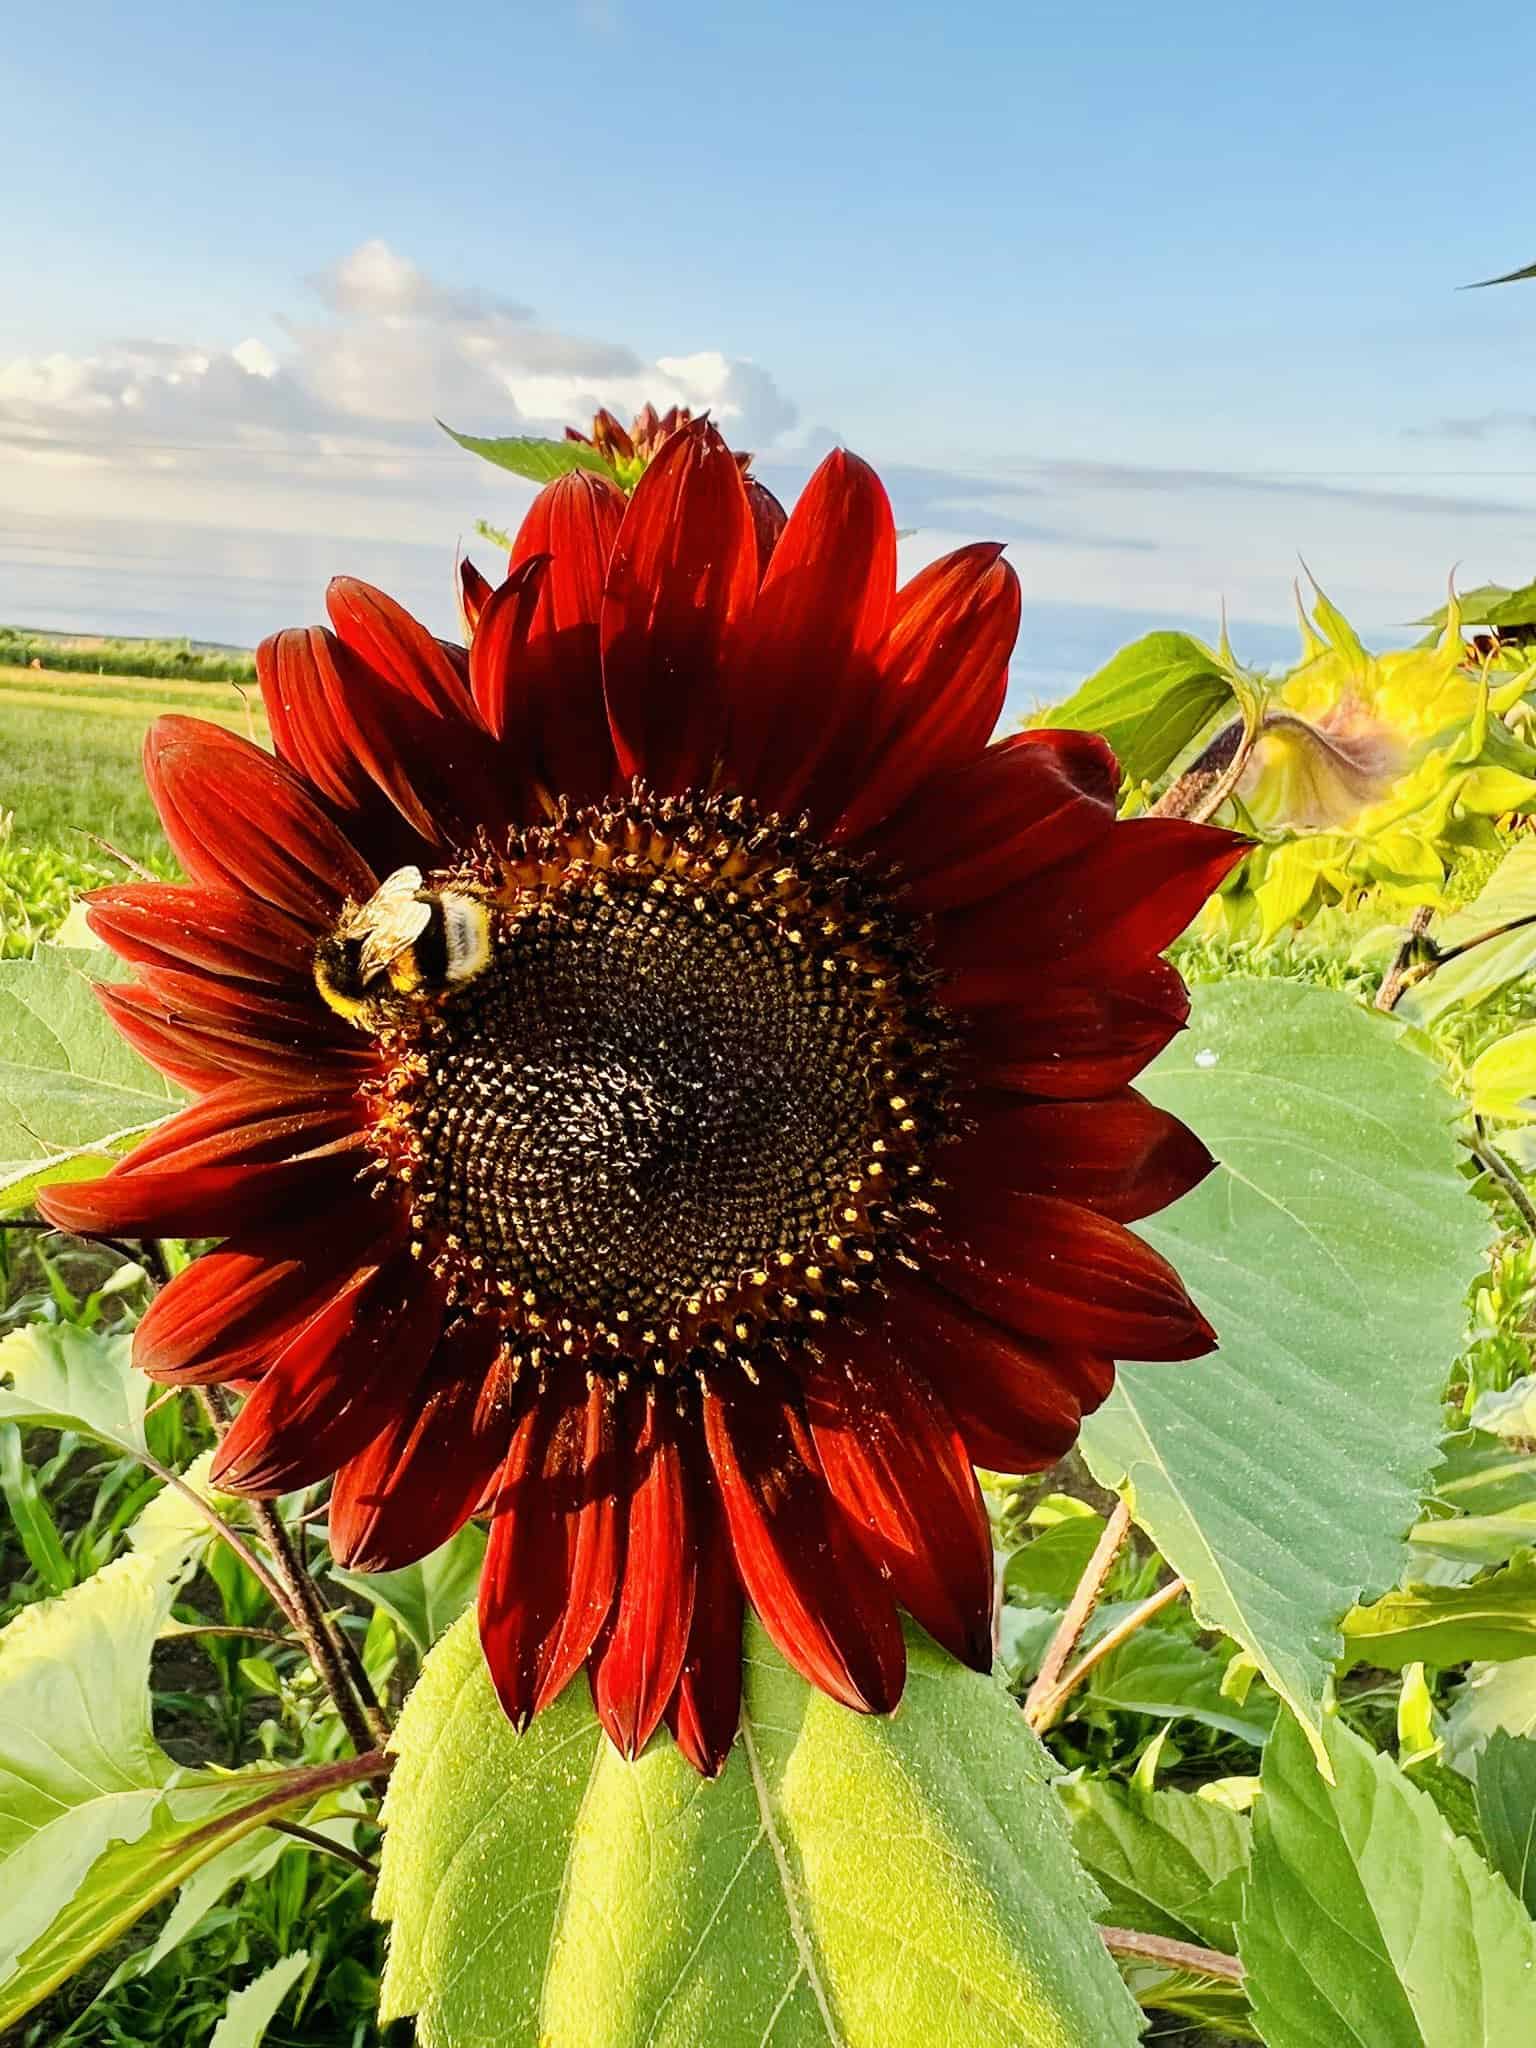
(1398, 840, 1536, 1025)
(1467, 259, 1536, 288)
(209, 1951, 311, 2048)
(1467, 1025, 1536, 1121)
(1409, 1505, 1536, 1566)
(0, 947, 179, 1217)
(439, 422, 618, 486)
(1241, 1713, 1536, 2046)
(0, 1541, 375, 2028)
(1445, 1661, 1536, 1773)
(1084, 1626, 1276, 1743)
(377, 1613, 1142, 2048)
(1003, 1509, 1106, 1601)
(332, 1521, 486, 1654)
(1035, 631, 1234, 783)
(1344, 1556, 1536, 1667)
(1082, 980, 1487, 1758)
(1061, 1779, 1249, 1950)
(1475, 1731, 1536, 1915)
(0, 1320, 145, 1453)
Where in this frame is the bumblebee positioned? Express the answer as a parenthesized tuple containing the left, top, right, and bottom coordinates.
(313, 866, 492, 1025)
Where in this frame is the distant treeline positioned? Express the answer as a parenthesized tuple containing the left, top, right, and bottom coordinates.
(0, 625, 257, 684)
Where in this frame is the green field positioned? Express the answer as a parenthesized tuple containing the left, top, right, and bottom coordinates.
(0, 666, 270, 951)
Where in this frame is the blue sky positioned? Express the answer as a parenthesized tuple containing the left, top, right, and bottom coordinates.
(5, 0, 1536, 678)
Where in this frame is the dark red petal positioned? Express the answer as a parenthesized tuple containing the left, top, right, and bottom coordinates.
(887, 1268, 1113, 1473)
(938, 819, 1249, 998)
(210, 1247, 443, 1496)
(921, 1189, 1216, 1361)
(326, 576, 476, 718)
(472, 472, 624, 808)
(134, 1209, 397, 1385)
(257, 627, 436, 873)
(964, 960, 1192, 1097)
(802, 1326, 992, 1670)
(704, 1378, 905, 1713)
(744, 477, 788, 580)
(36, 1080, 367, 1239)
(95, 979, 372, 1094)
(458, 556, 493, 638)
(145, 717, 376, 928)
(91, 985, 235, 1095)
(948, 1088, 1215, 1224)
(601, 419, 758, 794)
(664, 1472, 743, 1776)
(330, 1326, 513, 1571)
(85, 885, 315, 990)
(860, 730, 1118, 912)
(477, 1379, 621, 1728)
(726, 450, 896, 818)
(833, 546, 1021, 842)
(589, 1390, 695, 1758)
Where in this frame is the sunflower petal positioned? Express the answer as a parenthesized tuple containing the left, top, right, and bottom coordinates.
(949, 1088, 1215, 1223)
(803, 1326, 993, 1669)
(663, 1475, 743, 1777)
(601, 420, 757, 793)
(704, 1378, 905, 1713)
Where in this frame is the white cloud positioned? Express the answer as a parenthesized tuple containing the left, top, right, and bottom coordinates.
(0, 240, 801, 539)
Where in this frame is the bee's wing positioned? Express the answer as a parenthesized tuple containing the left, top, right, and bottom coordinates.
(358, 897, 436, 983)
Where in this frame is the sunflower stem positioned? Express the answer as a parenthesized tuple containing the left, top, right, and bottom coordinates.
(1023, 1500, 1132, 1733)
(1149, 715, 1260, 825)
(1097, 1924, 1244, 1984)
(1029, 1573, 1189, 1733)
(1375, 904, 1435, 1013)
(1468, 1124, 1536, 1240)
(195, 1385, 386, 1756)
(267, 1817, 380, 1880)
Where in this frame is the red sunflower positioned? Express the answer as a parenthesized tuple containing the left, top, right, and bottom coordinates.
(40, 420, 1243, 1774)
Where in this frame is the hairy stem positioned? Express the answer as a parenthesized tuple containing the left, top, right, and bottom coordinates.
(1150, 717, 1254, 825)
(1097, 1925, 1244, 1984)
(196, 1385, 385, 1756)
(1024, 1501, 1131, 1732)
(1029, 1574, 1188, 1732)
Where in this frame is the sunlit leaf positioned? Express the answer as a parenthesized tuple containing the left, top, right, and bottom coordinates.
(209, 1951, 311, 2048)
(439, 422, 618, 486)
(0, 1539, 375, 2028)
(0, 947, 179, 1218)
(377, 1613, 1142, 2048)
(0, 1320, 144, 1453)
(1241, 1713, 1536, 2046)
(1475, 1731, 1536, 1916)
(1398, 840, 1536, 1026)
(1083, 980, 1486, 1758)
(1034, 631, 1233, 784)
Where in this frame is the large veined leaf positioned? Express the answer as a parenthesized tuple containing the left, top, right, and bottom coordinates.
(439, 422, 618, 486)
(1083, 980, 1485, 1757)
(0, 1541, 376, 2027)
(1475, 1731, 1536, 1916)
(377, 1613, 1141, 2048)
(1242, 1713, 1536, 2046)
(209, 1951, 311, 2048)
(1034, 631, 1233, 784)
(1061, 1780, 1249, 1951)
(0, 1319, 145, 1453)
(0, 947, 179, 1217)
(1342, 1556, 1536, 1667)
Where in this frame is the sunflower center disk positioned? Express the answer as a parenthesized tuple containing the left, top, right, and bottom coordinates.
(370, 794, 950, 1385)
